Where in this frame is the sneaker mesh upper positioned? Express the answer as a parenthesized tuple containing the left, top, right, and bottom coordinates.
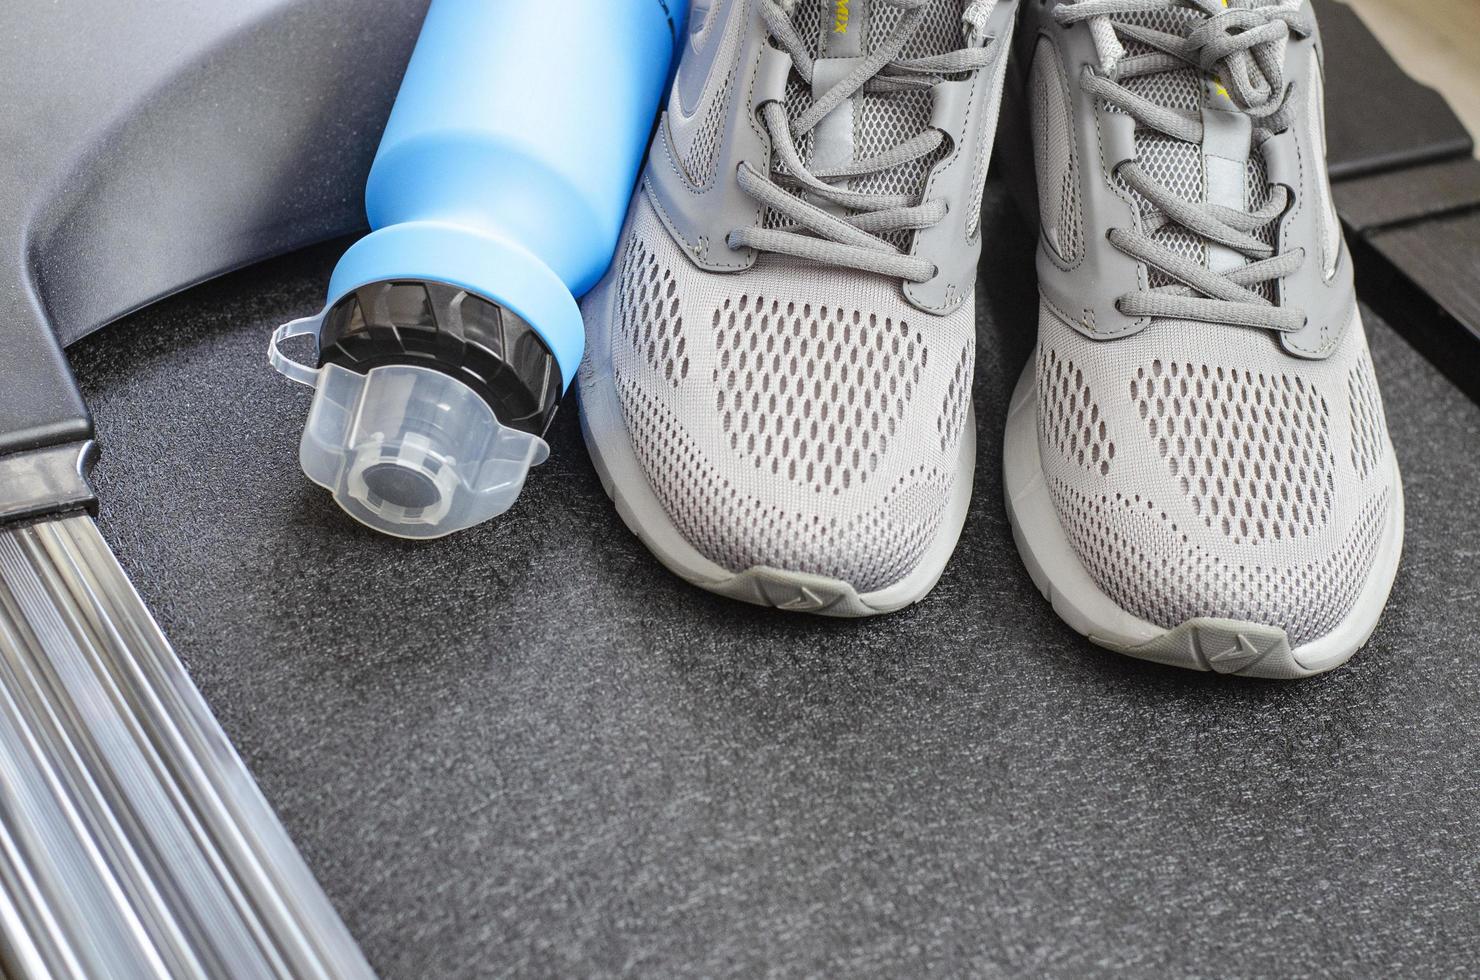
(784, 1, 966, 245)
(1036, 303, 1394, 647)
(593, 195, 974, 593)
(1028, 2, 1397, 647)
(582, 1, 981, 593)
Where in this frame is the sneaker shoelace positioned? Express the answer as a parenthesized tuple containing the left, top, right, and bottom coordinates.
(727, 0, 998, 281)
(1057, 0, 1313, 332)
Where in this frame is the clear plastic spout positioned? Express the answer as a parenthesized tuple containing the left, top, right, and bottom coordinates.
(297, 362, 548, 540)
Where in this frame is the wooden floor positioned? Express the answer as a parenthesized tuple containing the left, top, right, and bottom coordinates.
(1341, 0, 1480, 156)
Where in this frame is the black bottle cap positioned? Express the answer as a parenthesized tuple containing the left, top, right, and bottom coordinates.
(317, 280, 563, 437)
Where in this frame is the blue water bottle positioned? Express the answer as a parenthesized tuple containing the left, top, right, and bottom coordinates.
(270, 0, 684, 538)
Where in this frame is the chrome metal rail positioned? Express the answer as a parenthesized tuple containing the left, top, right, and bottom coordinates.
(0, 513, 372, 978)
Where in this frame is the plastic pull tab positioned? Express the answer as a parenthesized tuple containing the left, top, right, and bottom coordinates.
(268, 314, 325, 387)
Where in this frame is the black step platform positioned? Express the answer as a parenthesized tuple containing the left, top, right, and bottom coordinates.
(1318, 0, 1480, 402)
(1317, 1, 1474, 180)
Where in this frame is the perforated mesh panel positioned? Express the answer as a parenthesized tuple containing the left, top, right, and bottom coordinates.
(1127, 68, 1203, 113)
(1130, 358, 1334, 545)
(852, 0, 962, 248)
(1030, 38, 1083, 261)
(1348, 355, 1387, 481)
(938, 341, 973, 453)
(711, 294, 928, 494)
(1246, 149, 1277, 300)
(765, 69, 820, 229)
(852, 90, 937, 199)
(776, 0, 966, 249)
(686, 60, 735, 187)
(763, 3, 823, 230)
(785, 0, 822, 152)
(1137, 137, 1203, 205)
(1039, 346, 1116, 476)
(1105, 7, 1204, 112)
(909, 1, 966, 58)
(1106, 8, 1281, 291)
(617, 238, 689, 387)
(1135, 138, 1207, 286)
(869, 0, 965, 59)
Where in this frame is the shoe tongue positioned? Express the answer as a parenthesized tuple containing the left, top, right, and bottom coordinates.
(1117, 7, 1205, 112)
(781, 1, 965, 225)
(1110, 5, 1278, 298)
(820, 0, 873, 57)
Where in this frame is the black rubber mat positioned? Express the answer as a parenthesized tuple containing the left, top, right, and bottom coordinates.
(68, 186, 1480, 976)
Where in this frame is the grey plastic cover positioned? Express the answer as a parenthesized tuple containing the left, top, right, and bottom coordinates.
(0, 0, 429, 457)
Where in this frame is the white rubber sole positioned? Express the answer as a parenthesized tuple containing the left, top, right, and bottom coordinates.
(1003, 357, 1405, 679)
(578, 285, 975, 618)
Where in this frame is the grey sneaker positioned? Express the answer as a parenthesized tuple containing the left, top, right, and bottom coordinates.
(1005, 0, 1404, 676)
(581, 0, 1019, 615)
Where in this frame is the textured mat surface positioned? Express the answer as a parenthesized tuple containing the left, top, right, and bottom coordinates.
(69, 188, 1480, 977)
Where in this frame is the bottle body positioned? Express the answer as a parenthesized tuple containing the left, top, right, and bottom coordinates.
(331, 0, 685, 385)
(271, 0, 683, 539)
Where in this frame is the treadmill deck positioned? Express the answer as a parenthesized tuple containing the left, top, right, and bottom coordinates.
(68, 186, 1480, 976)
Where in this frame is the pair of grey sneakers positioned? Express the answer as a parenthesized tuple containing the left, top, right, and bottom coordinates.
(579, 0, 1403, 679)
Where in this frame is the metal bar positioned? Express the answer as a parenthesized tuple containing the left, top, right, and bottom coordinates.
(0, 514, 373, 978)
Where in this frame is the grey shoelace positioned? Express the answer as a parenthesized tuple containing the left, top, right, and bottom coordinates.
(728, 0, 996, 281)
(1056, 0, 1313, 332)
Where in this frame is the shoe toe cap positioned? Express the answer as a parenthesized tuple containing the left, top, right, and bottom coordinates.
(617, 373, 959, 594)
